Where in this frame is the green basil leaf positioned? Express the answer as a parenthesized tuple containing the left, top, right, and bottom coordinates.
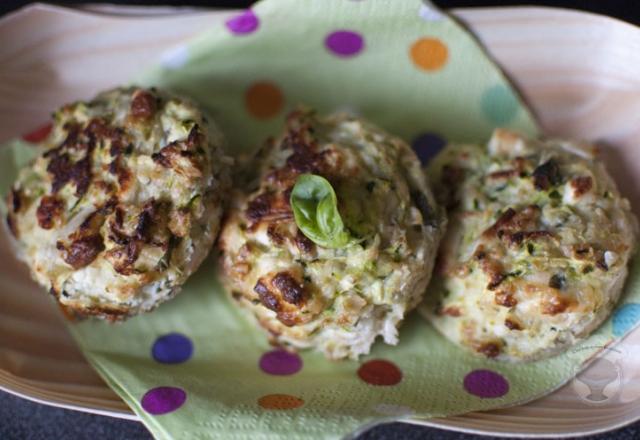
(290, 174, 356, 249)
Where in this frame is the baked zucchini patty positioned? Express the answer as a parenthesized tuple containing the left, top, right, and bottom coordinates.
(219, 109, 445, 359)
(6, 87, 230, 320)
(422, 129, 638, 361)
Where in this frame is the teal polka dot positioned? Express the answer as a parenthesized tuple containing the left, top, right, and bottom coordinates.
(480, 85, 519, 125)
(612, 303, 640, 337)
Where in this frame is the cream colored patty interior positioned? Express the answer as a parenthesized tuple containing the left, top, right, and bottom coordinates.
(219, 109, 445, 359)
(422, 129, 638, 361)
(7, 87, 230, 320)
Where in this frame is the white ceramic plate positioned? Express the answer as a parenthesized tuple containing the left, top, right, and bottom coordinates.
(1, 4, 640, 437)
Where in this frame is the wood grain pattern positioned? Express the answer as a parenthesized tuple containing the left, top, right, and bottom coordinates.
(1, 4, 639, 437)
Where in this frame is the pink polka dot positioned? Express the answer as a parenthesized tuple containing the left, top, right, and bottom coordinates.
(325, 30, 364, 57)
(22, 122, 52, 143)
(463, 369, 509, 398)
(225, 10, 259, 35)
(358, 359, 402, 386)
(259, 349, 302, 375)
(141, 386, 186, 415)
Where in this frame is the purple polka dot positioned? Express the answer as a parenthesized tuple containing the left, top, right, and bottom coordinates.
(412, 132, 446, 165)
(141, 387, 186, 415)
(225, 9, 259, 35)
(325, 30, 364, 57)
(463, 369, 509, 398)
(259, 349, 303, 375)
(152, 333, 193, 364)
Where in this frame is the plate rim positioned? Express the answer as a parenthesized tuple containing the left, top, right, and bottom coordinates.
(1, 2, 640, 438)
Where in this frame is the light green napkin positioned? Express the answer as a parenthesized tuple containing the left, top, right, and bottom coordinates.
(3, 0, 640, 439)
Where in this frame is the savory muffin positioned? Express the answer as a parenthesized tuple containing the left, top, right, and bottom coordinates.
(219, 109, 445, 360)
(6, 87, 230, 320)
(422, 129, 638, 361)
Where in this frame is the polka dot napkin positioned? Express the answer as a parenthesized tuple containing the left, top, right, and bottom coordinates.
(2, 1, 640, 439)
(141, 0, 538, 155)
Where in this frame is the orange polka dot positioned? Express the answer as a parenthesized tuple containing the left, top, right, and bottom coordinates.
(245, 81, 284, 119)
(410, 38, 448, 71)
(358, 359, 403, 386)
(258, 393, 304, 410)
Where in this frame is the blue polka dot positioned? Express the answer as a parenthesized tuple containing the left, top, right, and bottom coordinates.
(480, 85, 519, 125)
(152, 333, 193, 364)
(612, 303, 640, 337)
(412, 132, 446, 166)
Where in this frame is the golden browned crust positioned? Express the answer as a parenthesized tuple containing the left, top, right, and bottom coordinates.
(8, 86, 229, 320)
(219, 109, 445, 359)
(422, 129, 639, 361)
